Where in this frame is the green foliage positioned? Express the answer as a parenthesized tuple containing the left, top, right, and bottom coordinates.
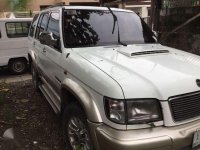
(7, 0, 28, 11)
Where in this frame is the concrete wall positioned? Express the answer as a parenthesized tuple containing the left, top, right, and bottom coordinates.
(0, 0, 9, 12)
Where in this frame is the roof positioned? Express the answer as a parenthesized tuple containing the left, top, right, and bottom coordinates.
(42, 5, 133, 13)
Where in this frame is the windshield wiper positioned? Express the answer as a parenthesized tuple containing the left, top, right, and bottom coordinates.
(107, 7, 127, 46)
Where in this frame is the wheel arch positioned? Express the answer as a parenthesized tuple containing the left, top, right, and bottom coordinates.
(8, 57, 28, 64)
(61, 78, 102, 123)
(28, 53, 32, 65)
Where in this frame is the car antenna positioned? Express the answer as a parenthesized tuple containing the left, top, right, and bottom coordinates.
(107, 7, 127, 46)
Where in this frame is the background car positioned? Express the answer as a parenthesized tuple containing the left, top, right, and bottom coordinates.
(0, 18, 32, 74)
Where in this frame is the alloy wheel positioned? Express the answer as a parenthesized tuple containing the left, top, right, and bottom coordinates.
(67, 117, 91, 150)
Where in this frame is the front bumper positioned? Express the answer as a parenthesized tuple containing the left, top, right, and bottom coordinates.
(88, 119, 200, 150)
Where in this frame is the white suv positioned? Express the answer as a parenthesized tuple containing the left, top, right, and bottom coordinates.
(28, 6, 200, 150)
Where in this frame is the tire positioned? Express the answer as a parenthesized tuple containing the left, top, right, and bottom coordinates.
(8, 59, 28, 75)
(62, 103, 94, 150)
(31, 63, 40, 92)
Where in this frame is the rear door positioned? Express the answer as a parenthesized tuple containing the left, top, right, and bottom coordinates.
(33, 12, 50, 74)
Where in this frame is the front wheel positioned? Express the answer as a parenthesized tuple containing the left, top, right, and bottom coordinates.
(62, 104, 93, 150)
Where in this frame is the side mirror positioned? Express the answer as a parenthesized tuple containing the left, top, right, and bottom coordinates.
(39, 32, 60, 50)
(153, 30, 158, 38)
(48, 32, 60, 50)
(39, 32, 47, 45)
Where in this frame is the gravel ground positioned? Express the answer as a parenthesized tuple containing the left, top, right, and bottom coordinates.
(0, 80, 65, 150)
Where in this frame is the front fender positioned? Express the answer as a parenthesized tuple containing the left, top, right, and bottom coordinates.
(61, 78, 102, 122)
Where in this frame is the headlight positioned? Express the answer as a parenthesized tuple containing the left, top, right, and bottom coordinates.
(127, 99, 162, 124)
(105, 97, 162, 124)
(104, 98, 125, 124)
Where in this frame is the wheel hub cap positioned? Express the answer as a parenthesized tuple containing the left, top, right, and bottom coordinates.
(13, 62, 24, 72)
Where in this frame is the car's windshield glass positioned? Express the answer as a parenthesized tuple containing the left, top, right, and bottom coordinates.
(63, 9, 157, 48)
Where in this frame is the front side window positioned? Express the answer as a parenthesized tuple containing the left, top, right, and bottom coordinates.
(47, 12, 60, 39)
(40, 13, 49, 31)
(35, 12, 49, 40)
(6, 22, 31, 38)
(63, 9, 157, 48)
(46, 11, 60, 50)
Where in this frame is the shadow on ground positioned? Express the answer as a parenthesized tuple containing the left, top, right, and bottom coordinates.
(0, 68, 10, 77)
(0, 81, 66, 150)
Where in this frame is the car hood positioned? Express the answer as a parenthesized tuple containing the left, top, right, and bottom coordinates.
(73, 44, 200, 100)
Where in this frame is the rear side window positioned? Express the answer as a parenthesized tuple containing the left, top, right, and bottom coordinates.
(29, 14, 39, 37)
(6, 22, 31, 38)
(35, 13, 44, 39)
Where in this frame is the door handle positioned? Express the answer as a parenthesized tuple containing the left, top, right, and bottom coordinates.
(43, 48, 46, 53)
(33, 41, 36, 46)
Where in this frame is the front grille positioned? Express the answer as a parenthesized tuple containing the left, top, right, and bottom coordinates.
(169, 91, 200, 122)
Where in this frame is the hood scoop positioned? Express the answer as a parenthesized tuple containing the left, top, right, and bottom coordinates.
(117, 45, 170, 57)
(131, 50, 169, 56)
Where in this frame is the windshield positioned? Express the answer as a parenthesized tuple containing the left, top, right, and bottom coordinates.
(63, 9, 157, 48)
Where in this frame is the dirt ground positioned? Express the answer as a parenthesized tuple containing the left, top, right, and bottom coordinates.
(0, 80, 66, 150)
